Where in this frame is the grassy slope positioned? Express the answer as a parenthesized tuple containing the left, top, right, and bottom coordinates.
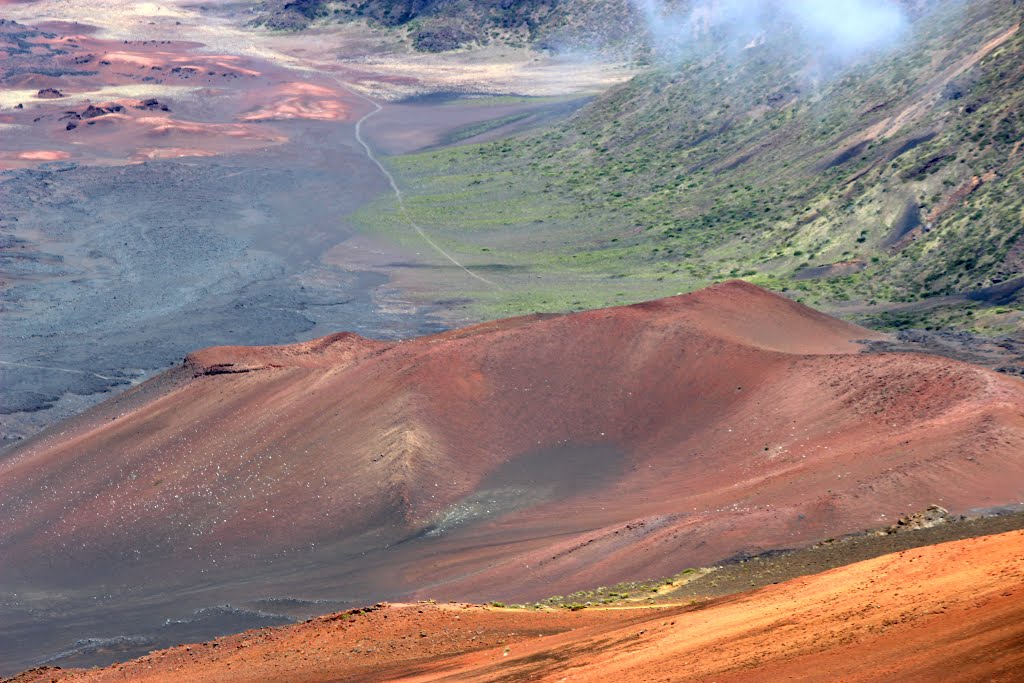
(355, 0, 1023, 333)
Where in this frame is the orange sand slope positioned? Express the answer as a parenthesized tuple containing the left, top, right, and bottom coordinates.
(2, 282, 1023, 600)
(10, 530, 1024, 683)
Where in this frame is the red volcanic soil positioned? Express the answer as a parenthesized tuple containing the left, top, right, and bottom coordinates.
(10, 530, 1024, 682)
(0, 19, 358, 167)
(1, 281, 1023, 600)
(237, 82, 350, 122)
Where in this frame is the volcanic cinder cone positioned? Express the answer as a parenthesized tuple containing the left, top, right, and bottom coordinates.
(2, 281, 1022, 601)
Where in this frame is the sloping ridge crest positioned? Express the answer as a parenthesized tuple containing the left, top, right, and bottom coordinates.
(183, 280, 883, 376)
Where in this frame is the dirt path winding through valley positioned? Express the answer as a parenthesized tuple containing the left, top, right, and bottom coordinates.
(332, 77, 500, 289)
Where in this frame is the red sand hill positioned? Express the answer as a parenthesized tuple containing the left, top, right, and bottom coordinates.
(1, 281, 1022, 600)
(10, 530, 1024, 682)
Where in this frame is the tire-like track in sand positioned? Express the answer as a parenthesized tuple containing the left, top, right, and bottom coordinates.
(0, 360, 120, 382)
(334, 78, 499, 288)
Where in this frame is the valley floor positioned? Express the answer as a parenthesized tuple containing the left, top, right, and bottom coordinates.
(2, 4, 1023, 681)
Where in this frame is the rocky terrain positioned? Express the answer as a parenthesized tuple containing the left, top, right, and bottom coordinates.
(0, 2, 614, 444)
(2, 1, 1023, 680)
(2, 281, 1022, 673)
(0, 12, 425, 442)
(861, 326, 1024, 377)
(253, 0, 645, 53)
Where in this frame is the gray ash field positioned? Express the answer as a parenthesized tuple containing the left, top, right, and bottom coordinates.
(0, 4, 621, 668)
(0, 6, 484, 446)
(0, 134, 448, 446)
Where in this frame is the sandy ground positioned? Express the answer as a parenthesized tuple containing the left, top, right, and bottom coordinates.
(0, 0, 630, 444)
(2, 282, 1023, 673)
(331, 47, 636, 100)
(0, 5, 644, 668)
(3, 3, 1023, 679)
(0, 0, 634, 100)
(8, 529, 1024, 682)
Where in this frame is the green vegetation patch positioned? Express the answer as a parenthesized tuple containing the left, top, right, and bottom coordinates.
(355, 0, 1023, 333)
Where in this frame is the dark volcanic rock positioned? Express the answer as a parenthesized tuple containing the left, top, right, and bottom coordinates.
(284, 0, 329, 20)
(135, 98, 170, 111)
(860, 327, 1024, 378)
(254, 0, 332, 29)
(170, 66, 200, 78)
(413, 26, 477, 52)
(36, 88, 65, 99)
(81, 105, 109, 119)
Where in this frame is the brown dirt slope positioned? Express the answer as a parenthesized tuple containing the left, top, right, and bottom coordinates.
(10, 530, 1024, 682)
(1, 281, 1023, 601)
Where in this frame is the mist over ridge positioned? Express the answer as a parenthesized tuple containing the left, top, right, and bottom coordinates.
(634, 0, 911, 61)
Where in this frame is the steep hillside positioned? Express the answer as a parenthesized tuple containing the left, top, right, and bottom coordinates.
(2, 282, 1022, 617)
(356, 0, 1023, 336)
(10, 530, 1024, 682)
(253, 0, 643, 51)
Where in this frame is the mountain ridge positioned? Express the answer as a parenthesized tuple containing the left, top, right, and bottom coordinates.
(252, 0, 643, 52)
